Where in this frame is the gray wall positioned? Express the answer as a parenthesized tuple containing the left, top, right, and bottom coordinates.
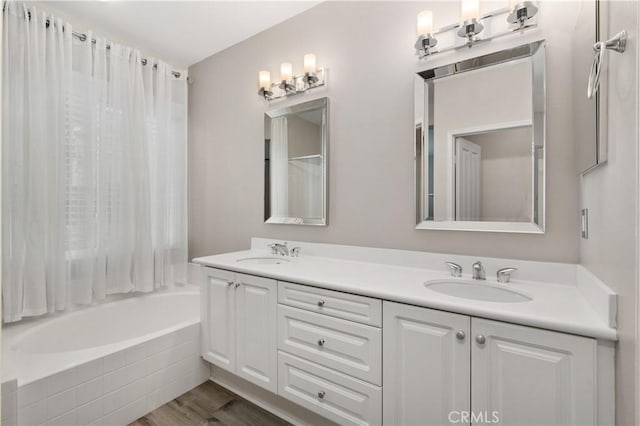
(188, 1, 582, 263)
(465, 128, 533, 222)
(286, 115, 322, 158)
(580, 2, 639, 424)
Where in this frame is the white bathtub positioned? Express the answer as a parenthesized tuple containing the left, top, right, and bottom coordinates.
(1, 288, 210, 426)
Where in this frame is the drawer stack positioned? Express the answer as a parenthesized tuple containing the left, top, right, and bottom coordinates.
(276, 282, 383, 426)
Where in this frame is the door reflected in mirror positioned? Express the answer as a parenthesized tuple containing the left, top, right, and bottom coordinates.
(264, 97, 328, 226)
(452, 125, 535, 223)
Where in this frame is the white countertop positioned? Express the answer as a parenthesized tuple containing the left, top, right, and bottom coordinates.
(193, 249, 618, 341)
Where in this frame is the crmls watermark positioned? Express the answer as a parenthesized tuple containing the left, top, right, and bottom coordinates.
(448, 410, 500, 424)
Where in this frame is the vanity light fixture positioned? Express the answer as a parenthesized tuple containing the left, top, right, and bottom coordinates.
(457, 0, 484, 41)
(258, 70, 273, 99)
(415, 11, 438, 58)
(279, 62, 296, 94)
(302, 53, 319, 85)
(414, 0, 539, 59)
(507, 0, 538, 29)
(257, 54, 326, 101)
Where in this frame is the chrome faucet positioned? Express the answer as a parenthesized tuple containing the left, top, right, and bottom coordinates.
(472, 261, 486, 280)
(445, 262, 463, 277)
(497, 267, 518, 283)
(268, 242, 289, 256)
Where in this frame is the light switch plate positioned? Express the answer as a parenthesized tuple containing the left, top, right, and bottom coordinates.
(581, 208, 589, 239)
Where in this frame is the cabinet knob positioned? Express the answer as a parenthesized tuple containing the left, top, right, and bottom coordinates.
(227, 281, 234, 287)
(455, 330, 466, 341)
(317, 339, 325, 346)
(317, 300, 325, 307)
(317, 391, 325, 399)
(476, 335, 486, 345)
(235, 282, 240, 288)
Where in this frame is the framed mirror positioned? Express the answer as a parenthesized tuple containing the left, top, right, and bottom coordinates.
(575, 0, 608, 174)
(415, 41, 545, 233)
(264, 97, 328, 226)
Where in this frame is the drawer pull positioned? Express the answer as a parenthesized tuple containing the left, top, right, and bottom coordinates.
(317, 391, 326, 399)
(317, 300, 325, 307)
(317, 339, 325, 346)
(476, 335, 486, 345)
(227, 281, 234, 286)
(455, 330, 466, 341)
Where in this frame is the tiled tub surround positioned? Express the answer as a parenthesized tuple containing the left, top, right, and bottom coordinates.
(2, 379, 18, 426)
(2, 289, 210, 426)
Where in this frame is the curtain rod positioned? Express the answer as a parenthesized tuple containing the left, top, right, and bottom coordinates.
(16, 8, 184, 79)
(70, 29, 182, 79)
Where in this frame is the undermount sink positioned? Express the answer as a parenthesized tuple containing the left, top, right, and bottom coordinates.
(236, 256, 291, 265)
(425, 279, 531, 303)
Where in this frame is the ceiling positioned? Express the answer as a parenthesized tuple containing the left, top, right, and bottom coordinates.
(37, 1, 320, 69)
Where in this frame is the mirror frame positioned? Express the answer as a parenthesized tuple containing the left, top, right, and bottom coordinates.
(414, 40, 546, 234)
(584, 0, 609, 174)
(264, 97, 329, 226)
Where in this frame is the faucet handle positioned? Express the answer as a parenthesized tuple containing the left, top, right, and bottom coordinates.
(267, 243, 278, 254)
(497, 267, 518, 283)
(445, 262, 463, 277)
(291, 247, 301, 257)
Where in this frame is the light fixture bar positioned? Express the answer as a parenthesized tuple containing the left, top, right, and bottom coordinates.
(432, 7, 510, 36)
(416, 5, 538, 59)
(261, 68, 326, 101)
(419, 24, 537, 58)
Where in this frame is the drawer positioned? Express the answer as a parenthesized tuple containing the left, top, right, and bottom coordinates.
(278, 281, 382, 327)
(277, 305, 382, 385)
(278, 351, 382, 426)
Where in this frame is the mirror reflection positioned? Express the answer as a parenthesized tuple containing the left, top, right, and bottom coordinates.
(264, 97, 328, 225)
(452, 126, 535, 222)
(416, 41, 545, 233)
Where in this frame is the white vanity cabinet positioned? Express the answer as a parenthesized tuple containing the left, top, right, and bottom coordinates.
(383, 301, 600, 426)
(201, 267, 236, 372)
(471, 318, 596, 426)
(276, 282, 383, 426)
(383, 301, 471, 426)
(201, 267, 278, 393)
(199, 264, 613, 426)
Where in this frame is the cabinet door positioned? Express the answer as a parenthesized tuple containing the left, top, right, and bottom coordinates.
(383, 301, 471, 426)
(235, 273, 278, 392)
(471, 318, 596, 426)
(201, 267, 236, 373)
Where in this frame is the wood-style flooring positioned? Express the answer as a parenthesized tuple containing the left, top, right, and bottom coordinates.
(129, 381, 291, 426)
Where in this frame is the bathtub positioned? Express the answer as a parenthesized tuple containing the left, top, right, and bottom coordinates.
(1, 288, 210, 426)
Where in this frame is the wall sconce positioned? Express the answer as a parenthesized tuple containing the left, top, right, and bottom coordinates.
(302, 54, 319, 85)
(258, 70, 273, 99)
(457, 0, 484, 41)
(507, 0, 538, 29)
(257, 54, 326, 101)
(415, 11, 438, 58)
(414, 0, 539, 59)
(279, 62, 296, 94)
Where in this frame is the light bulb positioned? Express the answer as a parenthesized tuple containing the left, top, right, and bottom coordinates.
(280, 62, 293, 82)
(258, 70, 271, 90)
(417, 10, 434, 37)
(461, 0, 480, 22)
(303, 54, 316, 74)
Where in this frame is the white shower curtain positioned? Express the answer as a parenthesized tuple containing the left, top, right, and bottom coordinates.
(270, 116, 289, 219)
(2, 2, 188, 322)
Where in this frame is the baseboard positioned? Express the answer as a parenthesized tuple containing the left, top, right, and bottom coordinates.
(208, 366, 337, 426)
